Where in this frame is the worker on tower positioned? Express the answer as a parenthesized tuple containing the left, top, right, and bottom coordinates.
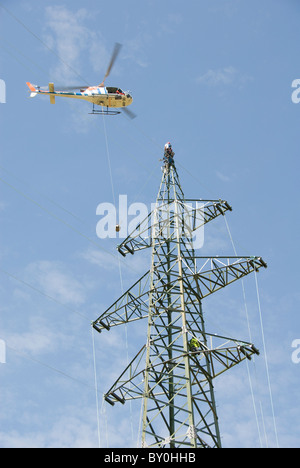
(189, 337, 201, 353)
(163, 142, 175, 168)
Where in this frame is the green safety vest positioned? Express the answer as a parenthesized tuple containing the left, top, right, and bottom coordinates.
(189, 338, 200, 349)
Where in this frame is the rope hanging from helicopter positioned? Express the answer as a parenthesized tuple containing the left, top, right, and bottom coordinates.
(100, 110, 136, 446)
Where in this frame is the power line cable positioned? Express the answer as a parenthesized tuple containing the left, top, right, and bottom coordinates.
(0, 3, 90, 86)
(224, 214, 278, 448)
(254, 271, 279, 448)
(0, 266, 88, 320)
(91, 327, 101, 448)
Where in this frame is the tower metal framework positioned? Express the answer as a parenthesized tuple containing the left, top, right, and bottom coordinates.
(92, 150, 267, 448)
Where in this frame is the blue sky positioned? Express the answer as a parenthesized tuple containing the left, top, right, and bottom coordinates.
(0, 0, 299, 448)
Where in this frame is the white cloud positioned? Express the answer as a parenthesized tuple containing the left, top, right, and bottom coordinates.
(196, 66, 252, 88)
(24, 260, 86, 306)
(216, 170, 232, 182)
(44, 6, 107, 84)
(123, 34, 150, 69)
(80, 248, 119, 271)
(6, 316, 73, 357)
(80, 247, 149, 280)
(0, 406, 99, 448)
(197, 66, 238, 86)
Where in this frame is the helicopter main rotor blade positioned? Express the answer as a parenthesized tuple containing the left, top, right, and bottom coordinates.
(100, 43, 122, 86)
(39, 85, 89, 91)
(59, 85, 89, 91)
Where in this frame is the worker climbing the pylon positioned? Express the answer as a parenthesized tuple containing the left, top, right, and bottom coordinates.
(163, 142, 175, 169)
(189, 337, 201, 353)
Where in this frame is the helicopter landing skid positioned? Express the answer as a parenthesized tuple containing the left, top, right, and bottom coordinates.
(89, 105, 121, 116)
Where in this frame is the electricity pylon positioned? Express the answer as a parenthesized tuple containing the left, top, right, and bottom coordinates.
(92, 149, 267, 448)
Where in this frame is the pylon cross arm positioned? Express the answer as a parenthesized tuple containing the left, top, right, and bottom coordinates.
(92, 271, 151, 332)
(92, 270, 180, 332)
(117, 199, 233, 257)
(186, 199, 232, 232)
(103, 339, 259, 406)
(104, 345, 147, 406)
(185, 256, 267, 299)
(190, 342, 260, 382)
(92, 257, 267, 333)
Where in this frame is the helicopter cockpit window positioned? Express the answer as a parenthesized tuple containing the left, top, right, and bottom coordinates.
(107, 87, 125, 95)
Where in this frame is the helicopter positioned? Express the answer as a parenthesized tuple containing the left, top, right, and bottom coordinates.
(26, 43, 135, 118)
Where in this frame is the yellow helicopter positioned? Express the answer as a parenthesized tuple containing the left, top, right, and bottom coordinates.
(26, 43, 135, 117)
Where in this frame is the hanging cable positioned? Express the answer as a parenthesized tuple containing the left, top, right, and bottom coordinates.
(101, 114, 135, 445)
(92, 327, 101, 448)
(136, 397, 144, 448)
(100, 397, 109, 448)
(6, 342, 105, 395)
(102, 112, 116, 207)
(0, 164, 85, 225)
(223, 215, 264, 447)
(0, 175, 145, 279)
(245, 359, 263, 447)
(0, 266, 88, 320)
(224, 216, 253, 342)
(259, 400, 269, 447)
(254, 271, 279, 448)
(0, 3, 90, 86)
(224, 214, 280, 447)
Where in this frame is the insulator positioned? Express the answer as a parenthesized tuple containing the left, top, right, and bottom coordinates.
(238, 345, 252, 360)
(248, 259, 259, 271)
(224, 201, 233, 211)
(215, 203, 225, 215)
(259, 257, 268, 268)
(124, 243, 134, 255)
(117, 247, 126, 257)
(104, 395, 115, 406)
(110, 392, 125, 404)
(250, 344, 260, 355)
(99, 320, 110, 331)
(92, 322, 102, 333)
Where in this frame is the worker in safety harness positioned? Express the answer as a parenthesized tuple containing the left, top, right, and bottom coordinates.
(163, 142, 175, 168)
(189, 337, 201, 353)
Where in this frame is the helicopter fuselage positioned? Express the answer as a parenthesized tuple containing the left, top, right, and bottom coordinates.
(71, 86, 133, 108)
(26, 82, 133, 108)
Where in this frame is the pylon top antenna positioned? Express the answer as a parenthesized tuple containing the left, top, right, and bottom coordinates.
(92, 143, 267, 448)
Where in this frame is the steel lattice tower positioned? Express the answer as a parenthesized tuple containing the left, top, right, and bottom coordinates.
(92, 149, 267, 448)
